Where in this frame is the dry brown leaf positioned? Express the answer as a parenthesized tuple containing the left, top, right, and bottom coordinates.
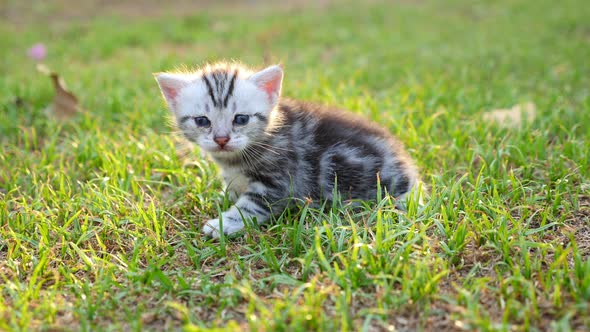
(482, 102, 536, 128)
(141, 312, 157, 324)
(37, 64, 80, 120)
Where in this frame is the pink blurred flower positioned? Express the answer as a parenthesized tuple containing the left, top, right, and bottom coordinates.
(27, 43, 47, 61)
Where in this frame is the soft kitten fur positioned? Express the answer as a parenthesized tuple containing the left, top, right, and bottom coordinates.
(156, 62, 423, 238)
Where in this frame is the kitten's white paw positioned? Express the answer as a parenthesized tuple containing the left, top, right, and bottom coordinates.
(201, 218, 244, 238)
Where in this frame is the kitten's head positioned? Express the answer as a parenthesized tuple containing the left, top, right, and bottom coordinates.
(155, 63, 283, 156)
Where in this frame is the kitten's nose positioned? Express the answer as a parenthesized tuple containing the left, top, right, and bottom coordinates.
(214, 136, 230, 147)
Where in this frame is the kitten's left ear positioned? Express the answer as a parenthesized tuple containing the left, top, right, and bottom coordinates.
(154, 73, 189, 107)
(249, 65, 283, 106)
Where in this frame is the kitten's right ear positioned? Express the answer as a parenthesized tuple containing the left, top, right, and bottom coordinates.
(154, 73, 189, 107)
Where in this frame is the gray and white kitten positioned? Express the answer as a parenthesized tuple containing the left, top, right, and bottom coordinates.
(155, 63, 423, 238)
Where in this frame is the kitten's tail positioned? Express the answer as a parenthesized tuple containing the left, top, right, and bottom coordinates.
(395, 181, 428, 211)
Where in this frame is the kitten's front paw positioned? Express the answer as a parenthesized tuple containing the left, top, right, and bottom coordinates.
(201, 218, 244, 239)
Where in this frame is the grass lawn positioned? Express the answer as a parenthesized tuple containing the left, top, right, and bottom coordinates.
(1, 0, 589, 330)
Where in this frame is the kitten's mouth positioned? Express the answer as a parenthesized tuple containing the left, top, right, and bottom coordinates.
(213, 146, 236, 153)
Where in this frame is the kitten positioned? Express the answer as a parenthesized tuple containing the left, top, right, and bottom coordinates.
(155, 62, 423, 238)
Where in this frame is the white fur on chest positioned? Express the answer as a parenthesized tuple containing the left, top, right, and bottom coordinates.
(220, 167, 249, 200)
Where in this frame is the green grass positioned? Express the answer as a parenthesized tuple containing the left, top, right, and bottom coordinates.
(1, 0, 590, 330)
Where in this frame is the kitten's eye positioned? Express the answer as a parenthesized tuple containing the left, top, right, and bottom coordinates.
(233, 114, 250, 126)
(194, 116, 211, 128)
